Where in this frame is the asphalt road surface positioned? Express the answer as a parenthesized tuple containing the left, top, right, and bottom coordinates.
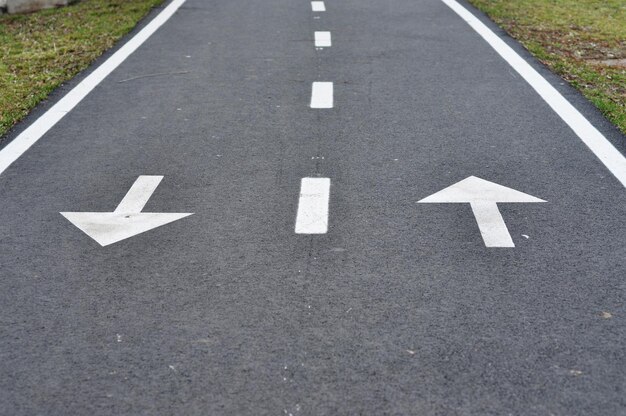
(1, 0, 625, 414)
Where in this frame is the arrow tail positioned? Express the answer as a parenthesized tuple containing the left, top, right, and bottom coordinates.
(114, 175, 163, 213)
(470, 202, 515, 248)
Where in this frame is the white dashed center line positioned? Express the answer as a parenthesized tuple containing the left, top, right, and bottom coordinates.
(310, 82, 333, 108)
(314, 31, 332, 48)
(295, 178, 331, 234)
(311, 1, 325, 12)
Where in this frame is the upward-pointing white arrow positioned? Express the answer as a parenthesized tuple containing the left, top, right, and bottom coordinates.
(61, 176, 193, 247)
(418, 176, 545, 247)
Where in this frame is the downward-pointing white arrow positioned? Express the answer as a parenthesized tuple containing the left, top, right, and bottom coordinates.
(61, 176, 192, 247)
(418, 176, 545, 247)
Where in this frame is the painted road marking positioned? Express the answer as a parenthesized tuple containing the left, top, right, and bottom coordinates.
(419, 176, 545, 247)
(310, 82, 333, 108)
(115, 175, 164, 213)
(441, 0, 626, 188)
(61, 175, 193, 247)
(315, 31, 332, 48)
(0, 0, 188, 177)
(295, 178, 330, 234)
(311, 1, 325, 12)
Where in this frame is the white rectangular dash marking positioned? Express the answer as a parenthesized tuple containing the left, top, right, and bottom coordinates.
(311, 1, 325, 12)
(314, 31, 331, 48)
(295, 178, 330, 234)
(310, 82, 333, 108)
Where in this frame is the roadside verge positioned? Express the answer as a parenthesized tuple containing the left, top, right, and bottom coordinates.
(468, 0, 626, 136)
(0, 0, 164, 140)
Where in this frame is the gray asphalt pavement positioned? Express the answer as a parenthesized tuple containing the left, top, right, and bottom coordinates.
(0, 0, 625, 414)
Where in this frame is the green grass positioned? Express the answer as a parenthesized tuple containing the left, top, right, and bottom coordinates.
(468, 0, 626, 135)
(0, 0, 164, 139)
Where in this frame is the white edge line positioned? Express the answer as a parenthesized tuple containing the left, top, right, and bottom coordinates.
(0, 0, 188, 176)
(441, 0, 626, 188)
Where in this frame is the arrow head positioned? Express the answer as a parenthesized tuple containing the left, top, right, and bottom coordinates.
(60, 212, 193, 247)
(418, 176, 546, 203)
